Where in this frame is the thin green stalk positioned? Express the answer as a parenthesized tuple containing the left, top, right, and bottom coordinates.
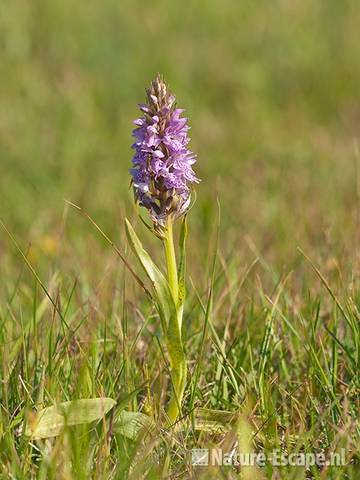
(163, 219, 179, 304)
(163, 218, 186, 424)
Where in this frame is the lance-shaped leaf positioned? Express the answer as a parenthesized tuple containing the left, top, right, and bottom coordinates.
(125, 218, 175, 331)
(25, 398, 116, 439)
(166, 312, 187, 423)
(193, 407, 237, 433)
(114, 410, 154, 440)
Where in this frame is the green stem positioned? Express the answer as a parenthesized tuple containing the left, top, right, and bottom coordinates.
(163, 218, 186, 424)
(164, 219, 179, 304)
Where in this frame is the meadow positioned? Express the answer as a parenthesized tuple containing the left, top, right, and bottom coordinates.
(0, 0, 359, 478)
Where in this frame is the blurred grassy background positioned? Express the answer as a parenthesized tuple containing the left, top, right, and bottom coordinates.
(1, 0, 360, 275)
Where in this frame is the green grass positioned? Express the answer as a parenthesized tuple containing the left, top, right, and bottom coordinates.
(1, 0, 360, 478)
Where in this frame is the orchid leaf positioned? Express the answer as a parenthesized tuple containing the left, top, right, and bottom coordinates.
(125, 218, 175, 331)
(24, 398, 116, 439)
(114, 410, 154, 440)
(193, 407, 238, 433)
(166, 310, 187, 423)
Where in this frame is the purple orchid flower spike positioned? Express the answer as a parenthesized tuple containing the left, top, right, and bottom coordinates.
(130, 74, 200, 233)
